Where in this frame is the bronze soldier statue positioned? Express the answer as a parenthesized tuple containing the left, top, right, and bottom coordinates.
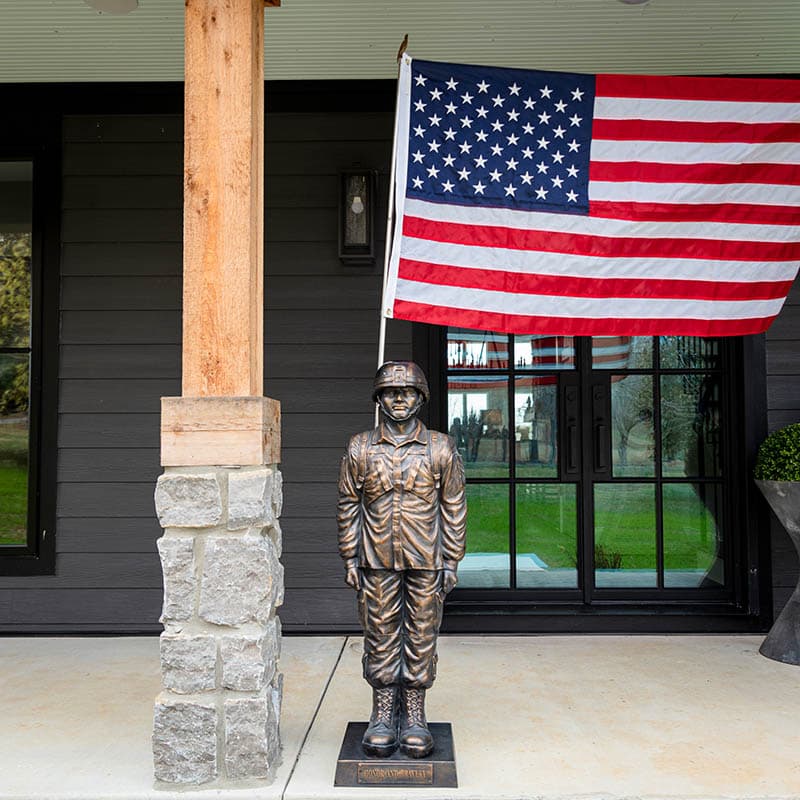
(337, 361, 467, 759)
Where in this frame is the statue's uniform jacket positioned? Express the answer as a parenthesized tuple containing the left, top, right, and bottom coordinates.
(337, 419, 467, 689)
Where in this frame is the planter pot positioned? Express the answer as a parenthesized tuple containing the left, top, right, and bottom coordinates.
(755, 480, 800, 665)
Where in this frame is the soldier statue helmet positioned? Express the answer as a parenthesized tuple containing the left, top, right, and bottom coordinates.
(337, 361, 467, 758)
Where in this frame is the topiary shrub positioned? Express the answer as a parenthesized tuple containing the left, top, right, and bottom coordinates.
(754, 423, 800, 481)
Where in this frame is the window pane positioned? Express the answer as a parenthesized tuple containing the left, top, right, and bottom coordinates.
(516, 483, 578, 588)
(0, 161, 33, 349)
(592, 336, 652, 369)
(447, 328, 508, 369)
(447, 376, 509, 478)
(513, 335, 574, 370)
(663, 483, 724, 588)
(611, 374, 655, 478)
(458, 483, 510, 588)
(0, 353, 29, 546)
(515, 377, 557, 478)
(661, 374, 721, 477)
(594, 483, 657, 588)
(659, 336, 720, 370)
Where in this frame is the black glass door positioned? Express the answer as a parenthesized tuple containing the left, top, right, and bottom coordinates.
(444, 331, 738, 609)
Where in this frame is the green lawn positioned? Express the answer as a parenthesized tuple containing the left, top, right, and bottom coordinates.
(465, 480, 719, 573)
(0, 421, 29, 546)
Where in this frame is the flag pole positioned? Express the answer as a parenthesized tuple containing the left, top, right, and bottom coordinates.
(375, 36, 408, 425)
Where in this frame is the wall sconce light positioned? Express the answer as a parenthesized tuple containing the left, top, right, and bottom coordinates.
(339, 170, 376, 265)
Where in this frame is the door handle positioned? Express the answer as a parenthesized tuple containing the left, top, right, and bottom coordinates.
(594, 423, 608, 472)
(567, 423, 579, 472)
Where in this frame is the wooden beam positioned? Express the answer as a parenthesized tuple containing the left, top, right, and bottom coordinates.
(183, 0, 265, 397)
(161, 397, 280, 466)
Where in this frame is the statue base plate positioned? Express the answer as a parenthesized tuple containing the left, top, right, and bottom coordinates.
(334, 722, 457, 787)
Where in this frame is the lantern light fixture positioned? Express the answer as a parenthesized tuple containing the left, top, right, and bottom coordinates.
(339, 170, 376, 265)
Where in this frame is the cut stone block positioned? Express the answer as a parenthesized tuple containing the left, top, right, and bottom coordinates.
(153, 698, 217, 784)
(272, 469, 283, 518)
(155, 472, 222, 528)
(227, 468, 275, 530)
(270, 671, 284, 729)
(220, 617, 279, 691)
(224, 694, 280, 781)
(157, 537, 196, 622)
(199, 536, 281, 626)
(269, 519, 283, 559)
(160, 634, 217, 694)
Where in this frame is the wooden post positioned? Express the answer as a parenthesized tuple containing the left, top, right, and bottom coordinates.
(183, 0, 265, 398)
(161, 0, 281, 467)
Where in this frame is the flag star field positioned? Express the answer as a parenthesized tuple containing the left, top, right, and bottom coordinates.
(406, 59, 594, 213)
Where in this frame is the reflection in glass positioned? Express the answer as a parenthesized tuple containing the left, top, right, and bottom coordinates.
(611, 374, 654, 477)
(594, 483, 656, 587)
(458, 483, 510, 588)
(514, 335, 574, 370)
(447, 328, 508, 369)
(663, 483, 724, 588)
(515, 377, 557, 478)
(516, 484, 577, 587)
(0, 354, 29, 546)
(661, 374, 721, 477)
(447, 376, 508, 478)
(592, 336, 652, 369)
(1, 162, 33, 547)
(659, 336, 720, 370)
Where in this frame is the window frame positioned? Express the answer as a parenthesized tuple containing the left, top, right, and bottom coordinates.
(0, 139, 59, 575)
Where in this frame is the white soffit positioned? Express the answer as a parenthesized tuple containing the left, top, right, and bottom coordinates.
(1, 0, 800, 83)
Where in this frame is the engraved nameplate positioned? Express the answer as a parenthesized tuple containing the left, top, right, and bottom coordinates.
(357, 762, 434, 785)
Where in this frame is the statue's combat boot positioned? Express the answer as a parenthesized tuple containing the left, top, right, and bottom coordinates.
(399, 687, 434, 758)
(362, 686, 399, 757)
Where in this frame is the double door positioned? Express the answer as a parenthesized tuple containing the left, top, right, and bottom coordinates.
(444, 331, 740, 607)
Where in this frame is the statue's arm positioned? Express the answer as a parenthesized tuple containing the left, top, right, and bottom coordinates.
(337, 437, 363, 591)
(439, 439, 467, 592)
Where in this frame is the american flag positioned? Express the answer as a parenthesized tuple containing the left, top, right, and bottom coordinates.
(383, 56, 800, 336)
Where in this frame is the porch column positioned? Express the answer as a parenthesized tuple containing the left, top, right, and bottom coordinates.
(152, 0, 284, 786)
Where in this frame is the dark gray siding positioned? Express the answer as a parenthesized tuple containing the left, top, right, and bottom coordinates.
(0, 110, 406, 632)
(765, 282, 800, 620)
(0, 108, 796, 632)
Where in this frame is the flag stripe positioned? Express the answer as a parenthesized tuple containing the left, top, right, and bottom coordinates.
(399, 236, 799, 283)
(395, 279, 785, 320)
(589, 180, 800, 206)
(398, 258, 794, 301)
(588, 200, 800, 225)
(393, 299, 777, 336)
(402, 197, 800, 243)
(590, 139, 800, 164)
(590, 161, 800, 185)
(596, 74, 800, 104)
(593, 118, 800, 144)
(402, 216, 800, 261)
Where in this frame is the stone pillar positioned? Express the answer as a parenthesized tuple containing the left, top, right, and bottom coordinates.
(152, 461, 284, 785)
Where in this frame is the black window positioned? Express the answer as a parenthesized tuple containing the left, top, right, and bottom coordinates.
(0, 155, 57, 575)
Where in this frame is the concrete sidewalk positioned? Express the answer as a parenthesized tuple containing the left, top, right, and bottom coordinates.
(1, 635, 798, 800)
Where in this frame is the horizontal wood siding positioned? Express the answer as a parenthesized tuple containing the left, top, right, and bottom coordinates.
(0, 110, 403, 632)
(765, 282, 800, 620)
(4, 105, 794, 633)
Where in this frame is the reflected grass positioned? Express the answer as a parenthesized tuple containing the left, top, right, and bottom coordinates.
(0, 420, 28, 545)
(466, 480, 721, 572)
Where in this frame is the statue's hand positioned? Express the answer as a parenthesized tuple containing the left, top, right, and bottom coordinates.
(442, 568, 458, 594)
(344, 559, 362, 591)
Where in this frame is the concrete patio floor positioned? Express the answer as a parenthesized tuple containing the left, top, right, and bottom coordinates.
(1, 635, 798, 800)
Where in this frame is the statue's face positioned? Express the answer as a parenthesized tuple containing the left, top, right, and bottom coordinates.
(378, 386, 423, 423)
